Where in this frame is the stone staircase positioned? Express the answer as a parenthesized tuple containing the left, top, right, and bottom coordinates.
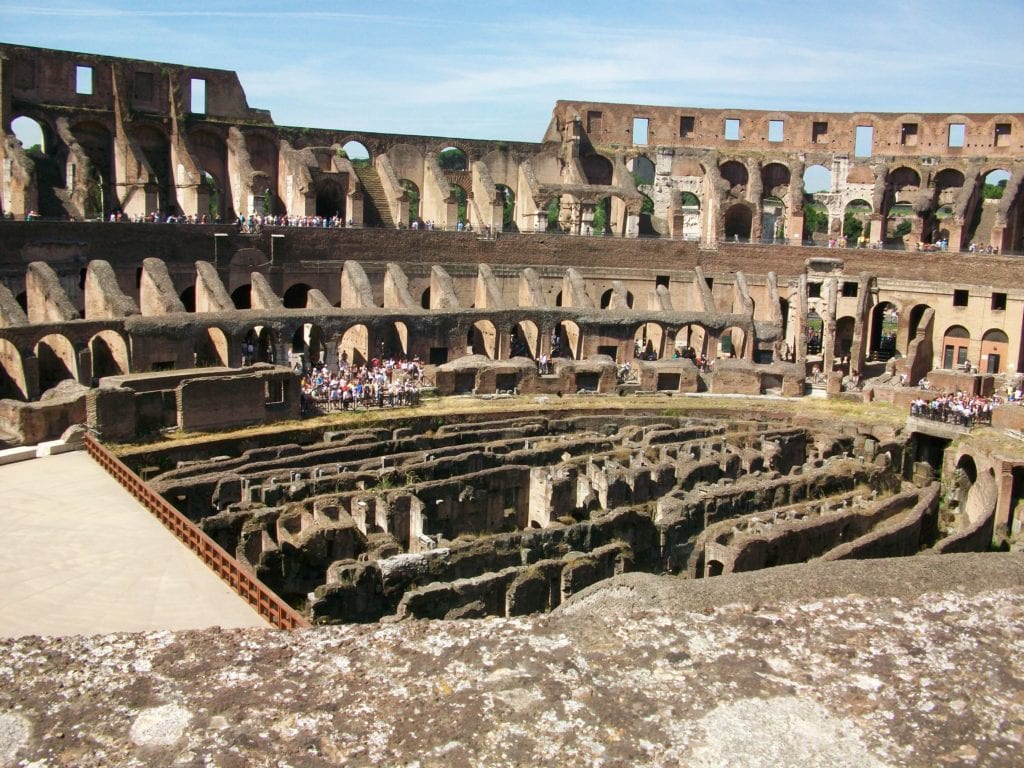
(353, 164, 396, 228)
(967, 198, 1000, 248)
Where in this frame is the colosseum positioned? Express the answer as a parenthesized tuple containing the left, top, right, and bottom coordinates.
(2, 43, 1024, 766)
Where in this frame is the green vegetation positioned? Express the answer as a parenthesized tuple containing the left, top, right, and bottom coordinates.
(983, 179, 1007, 199)
(453, 186, 467, 223)
(803, 204, 828, 236)
(401, 180, 419, 223)
(547, 197, 561, 231)
(592, 198, 608, 234)
(843, 210, 863, 241)
(439, 147, 468, 171)
(892, 219, 912, 238)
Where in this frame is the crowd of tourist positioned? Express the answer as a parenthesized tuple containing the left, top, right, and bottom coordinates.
(910, 391, 1000, 427)
(238, 213, 349, 233)
(298, 355, 424, 414)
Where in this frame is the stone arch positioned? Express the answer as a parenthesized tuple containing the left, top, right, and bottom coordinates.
(761, 163, 791, 198)
(179, 285, 196, 312)
(908, 303, 932, 339)
(35, 333, 79, 392)
(132, 123, 172, 212)
(438, 146, 469, 171)
(283, 283, 311, 309)
(189, 128, 230, 219)
(803, 163, 831, 194)
(706, 559, 725, 577)
(941, 324, 971, 369)
(981, 328, 1009, 374)
(71, 119, 114, 217)
(719, 160, 748, 197)
(762, 196, 786, 242)
(401, 179, 421, 226)
(199, 171, 221, 221)
(195, 327, 229, 367)
(341, 140, 372, 164)
(513, 320, 539, 359)
(244, 132, 281, 210)
(382, 321, 409, 359)
(934, 168, 965, 192)
(844, 199, 873, 242)
(243, 326, 276, 364)
(451, 183, 469, 226)
(581, 153, 613, 186)
(889, 166, 921, 202)
(553, 321, 581, 360)
(10, 114, 51, 154)
(291, 323, 326, 365)
(312, 177, 345, 219)
(634, 322, 665, 360)
(835, 316, 856, 359)
(420, 286, 431, 310)
(89, 330, 129, 381)
(675, 324, 708, 358)
(338, 324, 369, 367)
(0, 338, 28, 400)
(870, 302, 900, 361)
(231, 284, 252, 310)
(468, 320, 497, 359)
(982, 168, 1011, 196)
(719, 325, 747, 358)
(886, 202, 915, 243)
(495, 184, 516, 231)
(638, 193, 657, 236)
(599, 287, 634, 309)
(723, 203, 753, 241)
(806, 308, 824, 355)
(630, 155, 655, 185)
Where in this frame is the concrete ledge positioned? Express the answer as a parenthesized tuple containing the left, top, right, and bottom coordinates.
(36, 440, 81, 457)
(0, 446, 38, 466)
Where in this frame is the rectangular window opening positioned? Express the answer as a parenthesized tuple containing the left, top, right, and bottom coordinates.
(992, 292, 1007, 311)
(812, 121, 828, 144)
(75, 65, 93, 95)
(680, 116, 695, 138)
(632, 117, 649, 145)
(808, 283, 822, 298)
(190, 78, 207, 114)
(995, 123, 1011, 147)
(768, 120, 784, 142)
(265, 380, 284, 405)
(953, 289, 969, 307)
(841, 281, 859, 298)
(901, 123, 919, 146)
(656, 275, 670, 288)
(948, 123, 966, 148)
(854, 126, 873, 157)
(724, 118, 740, 141)
(586, 110, 602, 134)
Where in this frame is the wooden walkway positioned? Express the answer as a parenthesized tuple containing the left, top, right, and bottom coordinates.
(0, 451, 268, 638)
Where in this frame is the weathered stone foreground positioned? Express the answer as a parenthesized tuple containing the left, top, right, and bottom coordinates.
(3, 554, 1024, 767)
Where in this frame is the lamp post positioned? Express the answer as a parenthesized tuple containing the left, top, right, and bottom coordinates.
(213, 232, 228, 267)
(270, 233, 285, 264)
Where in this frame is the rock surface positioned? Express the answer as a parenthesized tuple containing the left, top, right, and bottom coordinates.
(3, 553, 1024, 767)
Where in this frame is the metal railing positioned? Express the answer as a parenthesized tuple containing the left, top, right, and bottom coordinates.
(83, 433, 309, 631)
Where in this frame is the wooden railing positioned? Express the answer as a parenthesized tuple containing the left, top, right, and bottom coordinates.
(83, 433, 310, 630)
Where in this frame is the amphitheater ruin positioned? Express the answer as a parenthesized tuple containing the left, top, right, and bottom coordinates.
(1, 42, 1024, 625)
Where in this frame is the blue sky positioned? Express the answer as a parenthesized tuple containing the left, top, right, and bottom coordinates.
(2, 0, 1022, 144)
